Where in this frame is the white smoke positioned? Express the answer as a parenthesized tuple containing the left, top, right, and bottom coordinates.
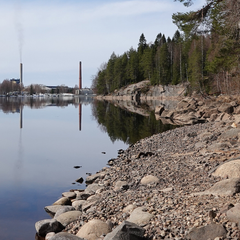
(14, 0, 24, 63)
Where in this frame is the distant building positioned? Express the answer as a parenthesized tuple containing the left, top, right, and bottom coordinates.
(10, 78, 20, 84)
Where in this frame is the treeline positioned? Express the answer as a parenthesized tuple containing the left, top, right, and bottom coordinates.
(92, 1, 240, 95)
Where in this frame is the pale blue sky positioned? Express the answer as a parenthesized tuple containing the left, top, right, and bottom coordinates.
(0, 0, 205, 88)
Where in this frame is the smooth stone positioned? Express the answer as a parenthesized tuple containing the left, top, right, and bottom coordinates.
(75, 192, 91, 200)
(45, 205, 65, 218)
(54, 206, 75, 219)
(85, 172, 106, 184)
(45, 232, 55, 240)
(49, 232, 85, 240)
(76, 219, 111, 240)
(52, 197, 71, 206)
(127, 207, 153, 226)
(226, 203, 240, 223)
(104, 220, 146, 240)
(192, 178, 240, 197)
(55, 211, 82, 227)
(62, 192, 76, 199)
(140, 175, 159, 185)
(187, 224, 227, 240)
(123, 204, 135, 213)
(35, 219, 64, 237)
(114, 181, 129, 191)
(84, 184, 104, 195)
(212, 160, 240, 179)
(72, 200, 86, 211)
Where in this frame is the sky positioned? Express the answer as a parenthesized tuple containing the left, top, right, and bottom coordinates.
(0, 0, 205, 88)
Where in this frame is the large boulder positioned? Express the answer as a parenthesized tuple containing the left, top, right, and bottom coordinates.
(45, 205, 66, 218)
(55, 211, 82, 227)
(104, 221, 146, 240)
(76, 219, 111, 240)
(187, 224, 227, 240)
(62, 192, 76, 199)
(212, 159, 240, 179)
(193, 178, 240, 197)
(54, 206, 75, 219)
(218, 103, 234, 114)
(114, 181, 129, 191)
(35, 219, 64, 237)
(72, 200, 86, 211)
(127, 207, 153, 226)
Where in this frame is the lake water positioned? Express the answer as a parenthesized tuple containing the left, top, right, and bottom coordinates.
(0, 96, 129, 240)
(0, 96, 175, 240)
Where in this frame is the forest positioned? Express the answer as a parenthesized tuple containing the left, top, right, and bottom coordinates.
(91, 0, 240, 95)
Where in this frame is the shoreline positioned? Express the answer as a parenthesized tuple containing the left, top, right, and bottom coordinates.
(36, 117, 240, 239)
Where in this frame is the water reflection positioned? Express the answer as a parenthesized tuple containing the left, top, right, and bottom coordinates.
(92, 99, 177, 145)
(0, 96, 92, 131)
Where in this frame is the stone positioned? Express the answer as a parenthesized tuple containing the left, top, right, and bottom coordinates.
(177, 100, 190, 110)
(114, 181, 129, 191)
(104, 221, 146, 240)
(212, 160, 240, 179)
(140, 175, 159, 185)
(35, 219, 64, 237)
(76, 219, 111, 240)
(54, 206, 75, 219)
(72, 200, 86, 211)
(62, 192, 76, 199)
(49, 232, 85, 240)
(52, 197, 71, 206)
(75, 192, 91, 200)
(218, 103, 234, 114)
(84, 184, 104, 195)
(194, 178, 240, 197)
(221, 128, 240, 140)
(123, 204, 135, 213)
(127, 207, 153, 226)
(85, 172, 106, 184)
(45, 232, 55, 240)
(45, 205, 65, 218)
(55, 211, 82, 227)
(187, 224, 227, 240)
(226, 203, 240, 223)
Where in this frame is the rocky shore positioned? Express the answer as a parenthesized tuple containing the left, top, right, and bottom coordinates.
(36, 96, 240, 240)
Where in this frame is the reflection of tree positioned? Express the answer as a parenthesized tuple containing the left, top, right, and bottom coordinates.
(92, 100, 177, 145)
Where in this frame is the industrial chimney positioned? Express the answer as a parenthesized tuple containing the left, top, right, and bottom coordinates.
(20, 63, 23, 85)
(79, 61, 82, 89)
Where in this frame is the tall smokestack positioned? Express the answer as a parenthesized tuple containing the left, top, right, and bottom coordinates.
(79, 61, 82, 89)
(20, 63, 23, 85)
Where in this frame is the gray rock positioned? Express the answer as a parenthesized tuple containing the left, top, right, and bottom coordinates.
(140, 175, 159, 185)
(35, 219, 64, 237)
(127, 207, 153, 226)
(62, 192, 76, 199)
(85, 172, 106, 184)
(187, 224, 227, 240)
(52, 197, 71, 206)
(49, 232, 85, 240)
(75, 192, 91, 200)
(114, 181, 129, 191)
(72, 200, 86, 211)
(45, 205, 65, 218)
(226, 203, 240, 223)
(193, 178, 240, 197)
(212, 159, 240, 179)
(55, 211, 82, 227)
(76, 219, 111, 240)
(104, 221, 146, 240)
(221, 128, 240, 140)
(54, 206, 75, 219)
(218, 103, 234, 114)
(84, 184, 104, 195)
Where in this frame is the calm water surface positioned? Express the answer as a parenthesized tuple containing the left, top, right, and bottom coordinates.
(0, 97, 128, 240)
